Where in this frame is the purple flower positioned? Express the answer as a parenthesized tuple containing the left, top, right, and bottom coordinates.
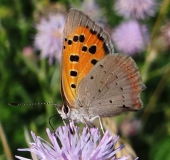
(34, 13, 65, 64)
(112, 20, 149, 55)
(22, 46, 34, 58)
(72, 0, 105, 27)
(114, 0, 157, 19)
(120, 118, 142, 137)
(79, 0, 101, 18)
(16, 122, 130, 160)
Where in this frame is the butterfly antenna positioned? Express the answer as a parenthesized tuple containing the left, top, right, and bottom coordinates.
(9, 102, 60, 107)
(49, 115, 59, 131)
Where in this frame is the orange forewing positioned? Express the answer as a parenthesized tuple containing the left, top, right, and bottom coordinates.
(62, 26, 107, 107)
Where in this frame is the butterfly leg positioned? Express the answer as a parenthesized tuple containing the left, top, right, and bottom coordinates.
(97, 116, 105, 134)
(62, 119, 67, 126)
(83, 117, 95, 132)
(68, 120, 75, 134)
(83, 116, 104, 134)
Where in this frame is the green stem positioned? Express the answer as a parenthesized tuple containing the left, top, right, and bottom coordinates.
(148, 62, 170, 80)
(141, 67, 170, 122)
(141, 0, 170, 82)
(142, 49, 157, 82)
(141, 0, 170, 121)
(0, 122, 13, 160)
(151, 0, 170, 41)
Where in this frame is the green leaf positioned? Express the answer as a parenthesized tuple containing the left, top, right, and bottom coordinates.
(150, 136, 170, 160)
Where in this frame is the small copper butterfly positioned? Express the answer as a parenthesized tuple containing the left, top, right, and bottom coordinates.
(9, 8, 146, 129)
(57, 8, 146, 127)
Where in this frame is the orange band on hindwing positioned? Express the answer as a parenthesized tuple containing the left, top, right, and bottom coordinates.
(116, 55, 145, 109)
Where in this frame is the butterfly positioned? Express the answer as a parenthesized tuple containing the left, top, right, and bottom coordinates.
(57, 8, 146, 128)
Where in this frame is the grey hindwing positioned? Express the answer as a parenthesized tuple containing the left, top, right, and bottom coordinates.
(77, 54, 146, 117)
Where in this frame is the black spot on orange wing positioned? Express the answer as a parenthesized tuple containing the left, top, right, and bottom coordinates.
(82, 46, 88, 52)
(89, 45, 96, 54)
(91, 59, 98, 65)
(79, 35, 85, 42)
(71, 84, 76, 89)
(70, 55, 79, 62)
(103, 42, 109, 53)
(73, 35, 79, 42)
(68, 40, 72, 45)
(70, 71, 77, 77)
(90, 29, 97, 35)
(97, 34, 104, 41)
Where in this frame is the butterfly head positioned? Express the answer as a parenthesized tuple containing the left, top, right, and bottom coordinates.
(57, 103, 71, 120)
(57, 103, 87, 123)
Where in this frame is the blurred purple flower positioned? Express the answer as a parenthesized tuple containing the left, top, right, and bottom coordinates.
(72, 0, 105, 27)
(22, 46, 34, 57)
(34, 13, 65, 64)
(112, 20, 149, 55)
(114, 0, 157, 19)
(120, 118, 142, 137)
(16, 122, 130, 160)
(79, 0, 101, 18)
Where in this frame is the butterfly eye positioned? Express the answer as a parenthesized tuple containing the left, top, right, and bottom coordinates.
(63, 104, 69, 114)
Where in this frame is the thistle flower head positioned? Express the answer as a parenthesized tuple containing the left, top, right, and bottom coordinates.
(16, 122, 130, 160)
(112, 20, 149, 55)
(34, 13, 65, 64)
(114, 0, 157, 19)
(79, 0, 101, 18)
(72, 0, 105, 27)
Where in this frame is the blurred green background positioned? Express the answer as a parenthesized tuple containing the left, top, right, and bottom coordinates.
(0, 0, 170, 160)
